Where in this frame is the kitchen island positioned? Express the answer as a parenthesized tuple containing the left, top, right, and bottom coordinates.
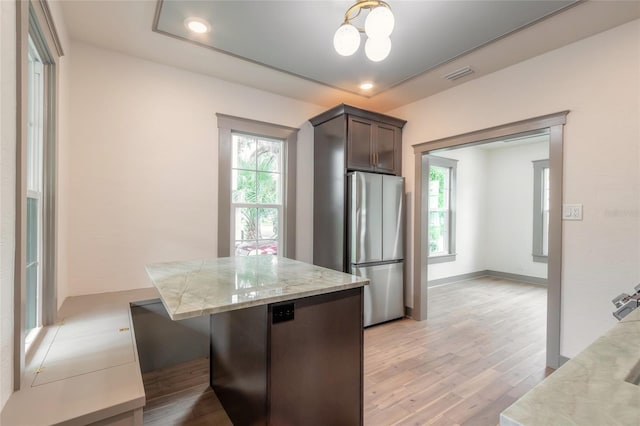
(145, 255, 369, 425)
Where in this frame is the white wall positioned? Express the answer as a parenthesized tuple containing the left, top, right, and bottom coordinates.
(427, 141, 549, 281)
(484, 141, 549, 278)
(61, 42, 323, 297)
(51, 0, 72, 311)
(0, 0, 16, 411)
(394, 19, 640, 358)
(427, 147, 488, 280)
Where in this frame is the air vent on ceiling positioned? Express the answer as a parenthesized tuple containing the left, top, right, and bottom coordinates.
(443, 66, 474, 81)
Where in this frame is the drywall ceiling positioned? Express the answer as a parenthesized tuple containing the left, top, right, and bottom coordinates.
(59, 0, 640, 111)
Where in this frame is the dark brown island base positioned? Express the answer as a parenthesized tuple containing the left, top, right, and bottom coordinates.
(145, 256, 369, 426)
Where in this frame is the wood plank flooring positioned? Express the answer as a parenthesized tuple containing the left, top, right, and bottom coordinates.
(364, 277, 550, 425)
(142, 277, 550, 425)
(142, 358, 232, 426)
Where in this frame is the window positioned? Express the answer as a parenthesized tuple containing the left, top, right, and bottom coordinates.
(217, 114, 298, 258)
(532, 159, 550, 262)
(231, 133, 284, 256)
(25, 36, 45, 340)
(426, 155, 457, 263)
(15, 0, 62, 389)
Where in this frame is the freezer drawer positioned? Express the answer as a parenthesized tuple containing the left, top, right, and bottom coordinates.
(352, 262, 404, 327)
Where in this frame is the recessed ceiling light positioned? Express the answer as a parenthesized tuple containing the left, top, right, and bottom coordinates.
(185, 18, 211, 34)
(360, 82, 374, 90)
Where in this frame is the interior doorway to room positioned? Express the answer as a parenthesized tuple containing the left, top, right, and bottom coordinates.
(411, 112, 567, 368)
(424, 133, 551, 379)
(425, 133, 550, 289)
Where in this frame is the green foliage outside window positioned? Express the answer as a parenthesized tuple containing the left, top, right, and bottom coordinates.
(429, 167, 446, 208)
(233, 136, 281, 253)
(428, 166, 448, 254)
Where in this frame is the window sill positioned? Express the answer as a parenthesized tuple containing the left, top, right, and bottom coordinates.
(532, 255, 548, 264)
(25, 326, 46, 364)
(428, 254, 456, 264)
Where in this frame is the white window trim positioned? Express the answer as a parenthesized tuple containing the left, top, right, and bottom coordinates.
(425, 155, 457, 264)
(217, 114, 298, 258)
(532, 159, 550, 263)
(25, 37, 45, 346)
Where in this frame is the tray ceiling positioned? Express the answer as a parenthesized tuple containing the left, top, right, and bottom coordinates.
(154, 0, 577, 96)
(59, 1, 640, 110)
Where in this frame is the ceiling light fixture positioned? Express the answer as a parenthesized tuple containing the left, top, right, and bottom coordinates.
(360, 82, 374, 90)
(333, 0, 395, 62)
(185, 17, 211, 34)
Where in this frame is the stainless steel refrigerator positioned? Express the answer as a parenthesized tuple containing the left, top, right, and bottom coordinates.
(348, 171, 404, 327)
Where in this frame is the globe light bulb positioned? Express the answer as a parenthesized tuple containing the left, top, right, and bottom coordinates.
(365, 36, 391, 62)
(333, 23, 361, 57)
(364, 6, 394, 39)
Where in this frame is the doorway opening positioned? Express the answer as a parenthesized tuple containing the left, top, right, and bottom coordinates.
(425, 132, 549, 288)
(411, 112, 568, 368)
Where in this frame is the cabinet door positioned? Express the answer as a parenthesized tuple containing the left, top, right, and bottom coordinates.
(269, 289, 363, 425)
(374, 123, 399, 174)
(347, 116, 374, 171)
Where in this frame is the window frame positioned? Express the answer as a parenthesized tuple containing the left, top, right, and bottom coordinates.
(424, 155, 457, 264)
(25, 36, 45, 345)
(217, 114, 298, 258)
(15, 0, 63, 390)
(532, 159, 550, 263)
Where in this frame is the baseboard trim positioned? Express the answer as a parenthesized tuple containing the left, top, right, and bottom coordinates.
(559, 355, 570, 367)
(428, 270, 548, 288)
(485, 270, 548, 286)
(428, 271, 489, 288)
(405, 306, 413, 319)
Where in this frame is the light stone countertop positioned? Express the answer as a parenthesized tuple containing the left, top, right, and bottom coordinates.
(500, 308, 640, 425)
(145, 256, 369, 320)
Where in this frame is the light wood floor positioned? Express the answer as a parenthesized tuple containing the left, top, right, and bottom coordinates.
(143, 277, 549, 425)
(364, 277, 550, 425)
(142, 357, 233, 426)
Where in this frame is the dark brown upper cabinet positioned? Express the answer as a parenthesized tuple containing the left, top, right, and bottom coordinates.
(347, 116, 401, 174)
(311, 104, 406, 177)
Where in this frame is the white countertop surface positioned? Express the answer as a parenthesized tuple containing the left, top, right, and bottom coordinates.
(145, 256, 369, 320)
(500, 308, 640, 425)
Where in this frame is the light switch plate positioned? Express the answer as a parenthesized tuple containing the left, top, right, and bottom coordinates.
(563, 204, 583, 221)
